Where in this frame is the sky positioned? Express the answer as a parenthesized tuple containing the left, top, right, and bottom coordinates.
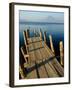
(19, 10, 64, 23)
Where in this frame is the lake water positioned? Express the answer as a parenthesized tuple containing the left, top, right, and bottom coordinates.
(19, 23, 64, 60)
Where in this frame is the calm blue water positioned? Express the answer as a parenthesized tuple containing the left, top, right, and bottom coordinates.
(19, 23, 64, 58)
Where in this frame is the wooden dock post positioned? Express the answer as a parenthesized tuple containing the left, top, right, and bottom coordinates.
(23, 31, 27, 45)
(59, 41, 64, 66)
(26, 30, 28, 39)
(39, 31, 42, 47)
(40, 31, 42, 40)
(44, 31, 46, 43)
(23, 31, 29, 54)
(27, 29, 30, 38)
(34, 29, 35, 36)
(49, 35, 55, 54)
(19, 66, 24, 79)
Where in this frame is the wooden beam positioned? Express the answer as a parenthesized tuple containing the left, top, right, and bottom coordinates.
(24, 54, 29, 58)
(21, 47, 29, 63)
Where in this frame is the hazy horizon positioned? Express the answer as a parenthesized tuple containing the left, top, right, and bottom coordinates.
(19, 10, 64, 23)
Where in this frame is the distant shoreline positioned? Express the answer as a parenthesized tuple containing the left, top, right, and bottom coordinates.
(19, 22, 64, 25)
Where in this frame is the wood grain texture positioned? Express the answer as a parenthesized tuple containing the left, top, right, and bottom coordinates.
(21, 36, 64, 78)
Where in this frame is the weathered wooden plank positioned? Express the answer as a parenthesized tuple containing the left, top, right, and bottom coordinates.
(24, 36, 64, 78)
(43, 61, 59, 77)
(27, 38, 32, 44)
(33, 42, 39, 49)
(51, 59, 64, 76)
(27, 37, 41, 44)
(40, 43, 63, 77)
(27, 38, 36, 66)
(29, 51, 36, 62)
(27, 41, 48, 78)
(33, 38, 43, 61)
(26, 66, 38, 79)
(27, 37, 43, 52)
(44, 43, 55, 56)
(41, 47, 59, 77)
(34, 49, 43, 61)
(31, 38, 48, 78)
(27, 43, 34, 51)
(39, 48, 59, 77)
(21, 38, 38, 79)
(36, 61, 48, 78)
(32, 37, 41, 42)
(39, 48, 48, 59)
(44, 44, 64, 76)
(48, 61, 59, 75)
(29, 37, 43, 61)
(32, 40, 48, 78)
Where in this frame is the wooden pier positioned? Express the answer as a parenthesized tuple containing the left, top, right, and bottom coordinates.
(20, 30, 64, 79)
